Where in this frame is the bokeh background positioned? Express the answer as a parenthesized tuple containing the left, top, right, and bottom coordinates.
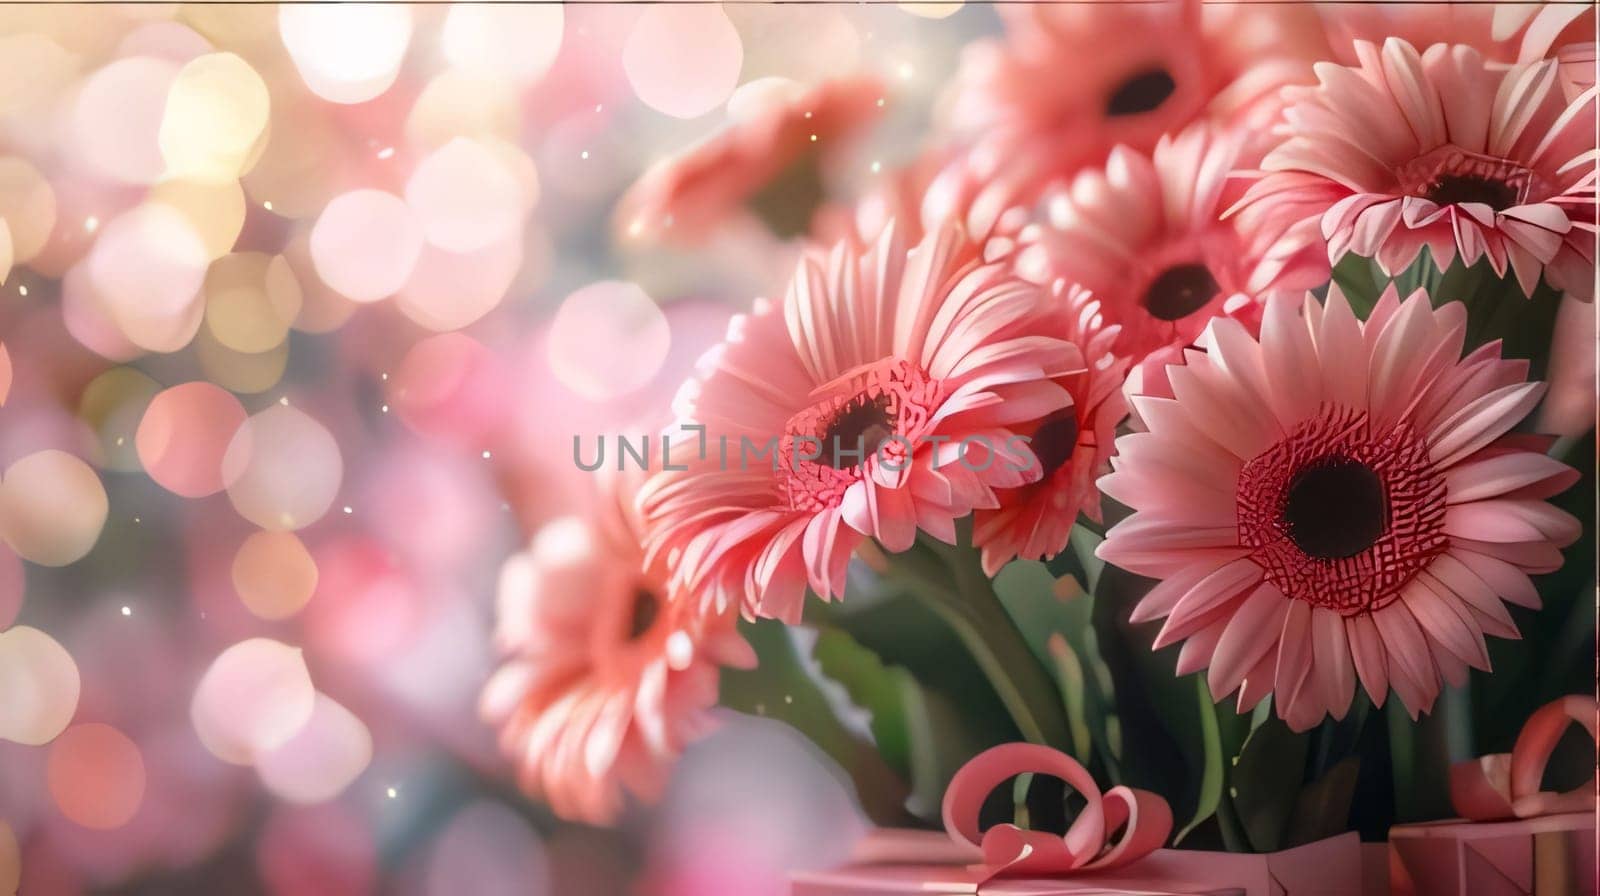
(0, 4, 1001, 893)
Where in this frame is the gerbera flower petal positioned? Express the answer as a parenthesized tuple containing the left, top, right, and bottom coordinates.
(1235, 39, 1598, 299)
(644, 223, 1074, 618)
(1100, 288, 1577, 729)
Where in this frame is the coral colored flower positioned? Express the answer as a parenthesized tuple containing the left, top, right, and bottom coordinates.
(616, 77, 886, 245)
(1232, 39, 1598, 300)
(1318, 3, 1593, 75)
(1097, 287, 1580, 731)
(640, 223, 1084, 622)
(942, 0, 1323, 204)
(974, 283, 1129, 576)
(1017, 124, 1318, 395)
(480, 470, 755, 824)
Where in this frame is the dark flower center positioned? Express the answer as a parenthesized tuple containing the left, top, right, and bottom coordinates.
(1282, 457, 1388, 560)
(1030, 411, 1080, 481)
(1142, 263, 1219, 321)
(821, 394, 895, 470)
(1106, 68, 1176, 117)
(1424, 174, 1519, 210)
(627, 587, 661, 641)
(748, 154, 826, 239)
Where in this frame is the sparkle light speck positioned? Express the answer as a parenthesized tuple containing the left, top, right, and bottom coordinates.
(120, 606, 130, 616)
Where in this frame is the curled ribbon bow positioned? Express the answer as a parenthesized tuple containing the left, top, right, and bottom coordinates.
(941, 743, 1173, 878)
(1448, 694, 1598, 822)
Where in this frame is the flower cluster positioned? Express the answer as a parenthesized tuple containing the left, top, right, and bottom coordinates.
(486, 4, 1593, 825)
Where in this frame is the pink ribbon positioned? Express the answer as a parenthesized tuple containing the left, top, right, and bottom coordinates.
(1448, 694, 1598, 822)
(941, 743, 1173, 878)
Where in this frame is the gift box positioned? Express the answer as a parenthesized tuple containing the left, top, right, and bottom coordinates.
(792, 828, 1364, 896)
(1387, 812, 1596, 896)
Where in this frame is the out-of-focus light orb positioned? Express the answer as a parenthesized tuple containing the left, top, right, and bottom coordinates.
(0, 157, 57, 263)
(0, 34, 76, 119)
(898, 1, 963, 18)
(195, 327, 290, 395)
(190, 637, 316, 765)
(442, 4, 563, 86)
(116, 21, 213, 63)
(547, 281, 671, 399)
(404, 69, 520, 151)
(426, 802, 549, 896)
(205, 252, 302, 353)
(279, 4, 412, 104)
(0, 818, 16, 895)
(405, 138, 523, 253)
(479, 139, 540, 211)
(222, 405, 343, 531)
(309, 189, 422, 303)
(148, 177, 247, 262)
(160, 53, 270, 183)
(396, 233, 522, 333)
(388, 332, 500, 442)
(624, 5, 743, 119)
(0, 546, 21, 630)
(62, 262, 141, 362)
(1, 451, 108, 567)
(243, 97, 342, 221)
(731, 6, 861, 83)
(283, 230, 357, 334)
(46, 723, 145, 830)
(79, 366, 161, 471)
(135, 382, 247, 498)
(0, 625, 80, 746)
(70, 57, 177, 185)
(87, 204, 209, 353)
(255, 693, 371, 804)
(231, 530, 317, 621)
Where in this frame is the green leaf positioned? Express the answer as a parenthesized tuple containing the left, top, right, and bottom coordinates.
(809, 627, 984, 819)
(993, 557, 1118, 774)
(720, 618, 917, 827)
(1174, 675, 1225, 844)
(1231, 715, 1310, 853)
(1285, 757, 1360, 847)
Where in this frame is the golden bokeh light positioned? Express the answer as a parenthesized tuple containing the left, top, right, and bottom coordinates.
(160, 52, 271, 183)
(1, 450, 108, 567)
(204, 252, 303, 354)
(0, 625, 80, 746)
(231, 529, 318, 621)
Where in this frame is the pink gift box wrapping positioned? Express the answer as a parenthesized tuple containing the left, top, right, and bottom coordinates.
(1387, 811, 1596, 896)
(791, 829, 1363, 896)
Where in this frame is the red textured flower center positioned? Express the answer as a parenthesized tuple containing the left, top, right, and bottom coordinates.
(1236, 406, 1447, 615)
(779, 359, 942, 512)
(1395, 146, 1534, 210)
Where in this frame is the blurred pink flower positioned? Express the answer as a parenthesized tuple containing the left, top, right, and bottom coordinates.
(1232, 39, 1598, 300)
(1098, 287, 1580, 730)
(974, 283, 1128, 576)
(481, 469, 754, 825)
(1317, 3, 1593, 77)
(942, 0, 1323, 209)
(616, 77, 886, 245)
(1017, 123, 1317, 394)
(640, 223, 1082, 622)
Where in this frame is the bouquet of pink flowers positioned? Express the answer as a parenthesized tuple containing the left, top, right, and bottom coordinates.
(484, 0, 1596, 871)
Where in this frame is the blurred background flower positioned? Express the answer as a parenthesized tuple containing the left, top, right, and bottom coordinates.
(0, 3, 984, 892)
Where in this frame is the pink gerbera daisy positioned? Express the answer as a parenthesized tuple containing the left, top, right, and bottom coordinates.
(616, 76, 886, 245)
(1017, 123, 1322, 396)
(973, 282, 1129, 576)
(640, 223, 1083, 622)
(1098, 287, 1580, 731)
(1232, 39, 1598, 300)
(942, 0, 1323, 203)
(481, 469, 755, 824)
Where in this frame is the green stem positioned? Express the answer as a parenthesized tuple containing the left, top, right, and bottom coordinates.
(888, 532, 1074, 750)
